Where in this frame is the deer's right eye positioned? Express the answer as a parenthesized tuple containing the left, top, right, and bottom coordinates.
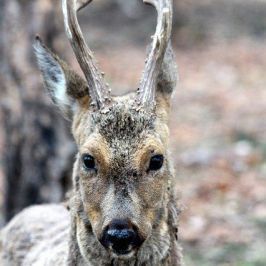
(82, 154, 96, 171)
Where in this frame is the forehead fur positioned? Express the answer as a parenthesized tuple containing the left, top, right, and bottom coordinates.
(91, 102, 155, 144)
(73, 96, 170, 156)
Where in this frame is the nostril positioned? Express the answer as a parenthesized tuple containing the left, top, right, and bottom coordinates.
(132, 224, 138, 234)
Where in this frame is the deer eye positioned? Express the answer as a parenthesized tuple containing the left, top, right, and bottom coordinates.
(82, 154, 96, 170)
(148, 155, 164, 171)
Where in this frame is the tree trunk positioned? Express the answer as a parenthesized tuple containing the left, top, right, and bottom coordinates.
(0, 0, 75, 224)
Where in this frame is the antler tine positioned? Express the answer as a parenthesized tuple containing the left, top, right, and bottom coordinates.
(62, 0, 111, 110)
(136, 0, 173, 109)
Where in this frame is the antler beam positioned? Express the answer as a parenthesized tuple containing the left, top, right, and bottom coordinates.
(62, 0, 111, 110)
(136, 0, 173, 108)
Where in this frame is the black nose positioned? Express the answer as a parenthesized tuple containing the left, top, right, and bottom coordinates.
(100, 219, 143, 255)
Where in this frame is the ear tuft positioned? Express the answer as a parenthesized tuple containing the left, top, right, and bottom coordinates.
(33, 37, 72, 113)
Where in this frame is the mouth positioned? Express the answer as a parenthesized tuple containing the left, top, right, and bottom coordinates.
(100, 235, 144, 259)
(102, 239, 139, 258)
(110, 247, 136, 259)
(112, 247, 133, 255)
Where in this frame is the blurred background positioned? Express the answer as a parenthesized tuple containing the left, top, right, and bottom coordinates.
(0, 0, 266, 265)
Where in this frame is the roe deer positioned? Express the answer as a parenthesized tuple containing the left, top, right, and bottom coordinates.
(0, 0, 183, 265)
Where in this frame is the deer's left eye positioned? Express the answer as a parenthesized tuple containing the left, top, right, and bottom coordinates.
(148, 155, 164, 171)
(82, 154, 96, 170)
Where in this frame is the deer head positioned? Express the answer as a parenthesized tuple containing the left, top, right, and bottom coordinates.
(34, 0, 177, 260)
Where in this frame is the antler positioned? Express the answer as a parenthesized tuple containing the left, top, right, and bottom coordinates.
(62, 0, 111, 110)
(136, 0, 173, 108)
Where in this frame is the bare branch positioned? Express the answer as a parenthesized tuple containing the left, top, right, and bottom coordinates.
(62, 0, 111, 110)
(136, 0, 173, 109)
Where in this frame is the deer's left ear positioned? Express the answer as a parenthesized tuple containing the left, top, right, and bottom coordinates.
(33, 37, 89, 118)
(157, 44, 178, 98)
(155, 43, 178, 116)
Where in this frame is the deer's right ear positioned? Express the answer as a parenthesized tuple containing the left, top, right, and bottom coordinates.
(33, 37, 89, 118)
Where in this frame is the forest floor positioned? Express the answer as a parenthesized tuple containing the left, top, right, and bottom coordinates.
(95, 38, 266, 266)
